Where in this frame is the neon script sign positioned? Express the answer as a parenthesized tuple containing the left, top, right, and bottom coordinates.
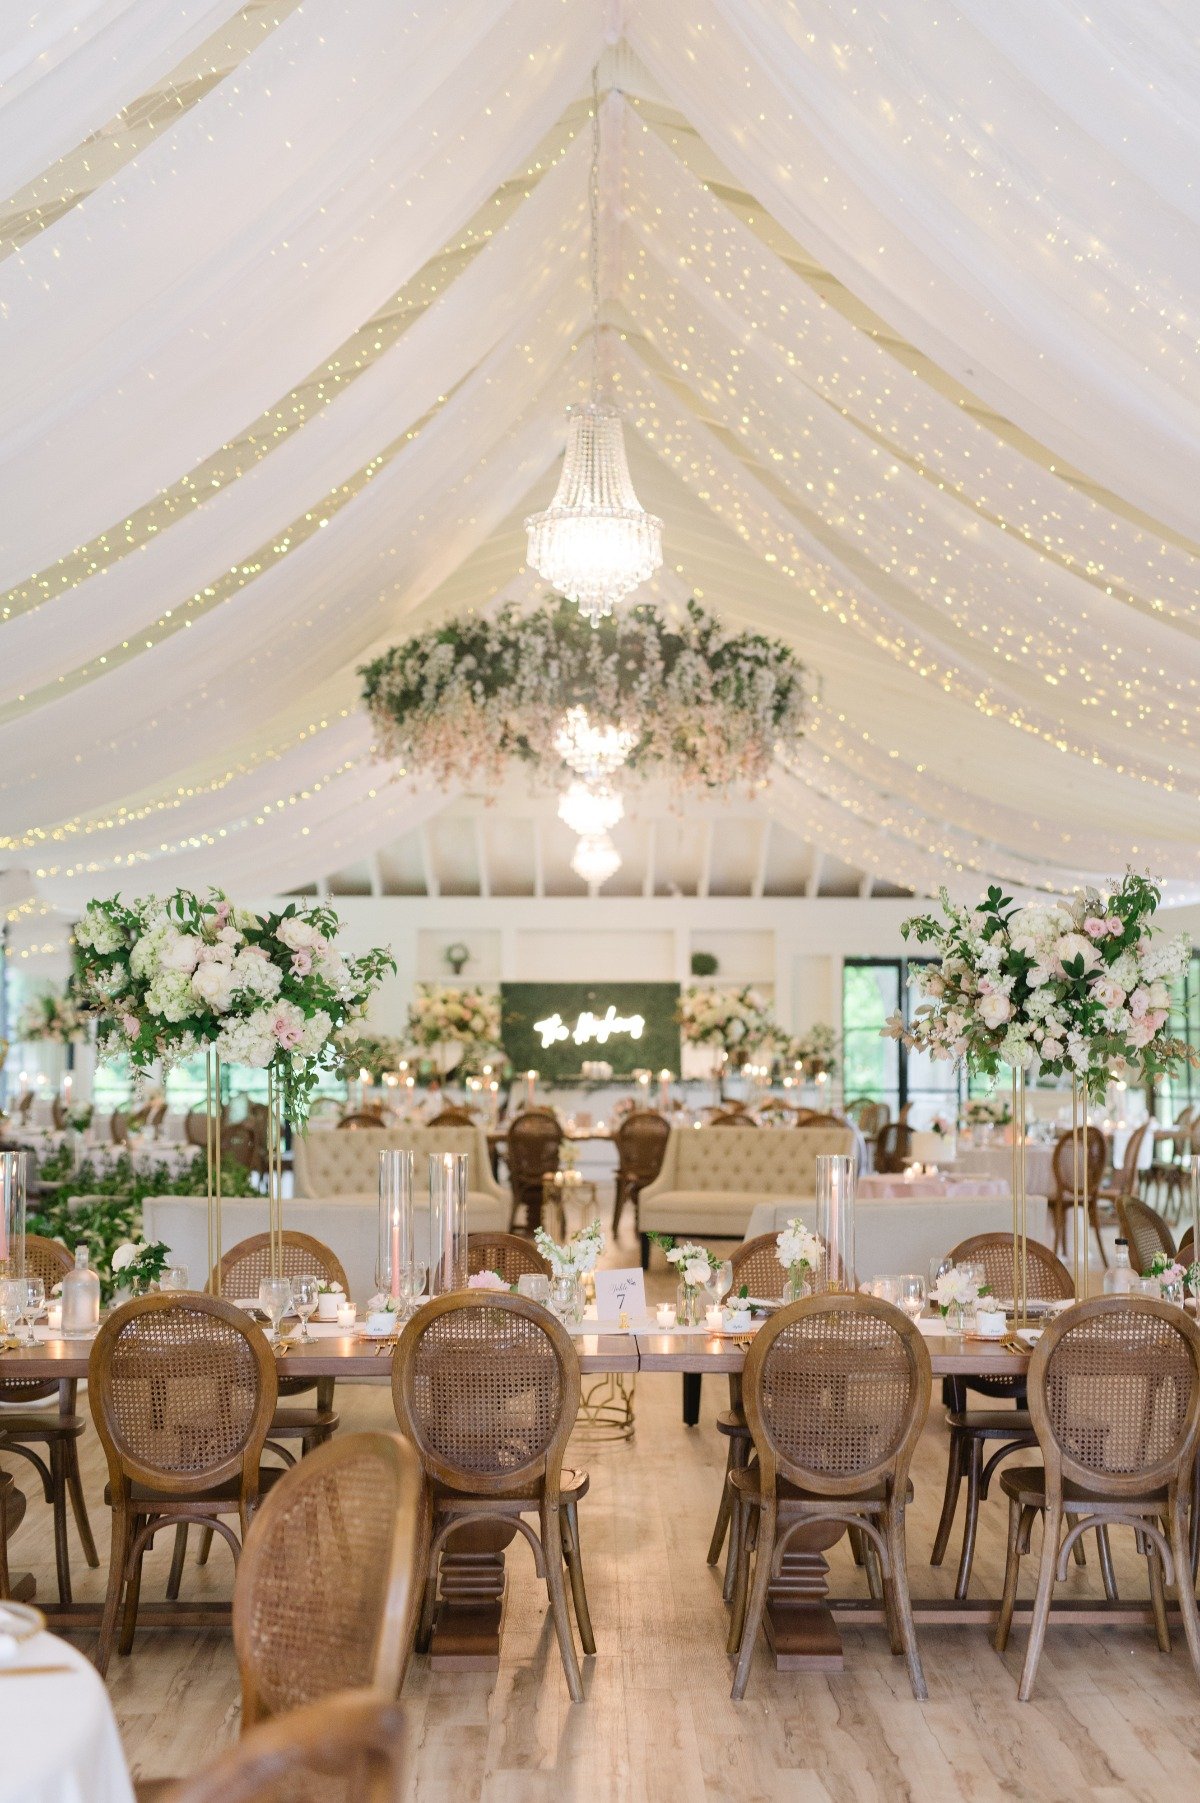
(533, 1006, 646, 1051)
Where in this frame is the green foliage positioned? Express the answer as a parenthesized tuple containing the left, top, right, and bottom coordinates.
(690, 951, 719, 978)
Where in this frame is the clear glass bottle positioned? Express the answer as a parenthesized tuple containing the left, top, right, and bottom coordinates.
(1102, 1238, 1139, 1296)
(61, 1245, 100, 1338)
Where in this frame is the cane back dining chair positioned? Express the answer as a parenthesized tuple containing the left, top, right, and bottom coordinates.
(1088, 1120, 1154, 1267)
(1115, 1195, 1175, 1277)
(428, 1106, 474, 1127)
(391, 1292, 593, 1701)
(874, 1121, 913, 1174)
(160, 1692, 408, 1803)
(0, 1467, 27, 1601)
(466, 1232, 551, 1285)
(931, 1233, 1075, 1599)
(0, 1234, 99, 1603)
(994, 1296, 1200, 1700)
(728, 1294, 931, 1700)
(611, 1109, 671, 1237)
(89, 1293, 278, 1674)
(710, 1111, 757, 1128)
(505, 1111, 564, 1234)
(234, 1431, 426, 1727)
(1045, 1125, 1107, 1260)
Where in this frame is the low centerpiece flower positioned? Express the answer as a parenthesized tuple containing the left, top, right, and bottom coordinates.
(648, 1234, 721, 1326)
(776, 1218, 823, 1304)
(467, 1269, 510, 1292)
(17, 986, 88, 1046)
(933, 1266, 981, 1334)
(1148, 1253, 1187, 1304)
(533, 1220, 605, 1325)
(111, 1239, 171, 1297)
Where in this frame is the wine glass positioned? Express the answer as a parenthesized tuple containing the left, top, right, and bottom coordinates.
(707, 1259, 734, 1306)
(258, 1276, 292, 1342)
(898, 1274, 926, 1322)
(292, 1274, 319, 1341)
(161, 1265, 189, 1292)
(0, 1279, 21, 1342)
(12, 1277, 42, 1346)
(398, 1263, 427, 1322)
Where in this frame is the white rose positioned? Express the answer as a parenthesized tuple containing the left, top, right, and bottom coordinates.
(111, 1242, 139, 1273)
(159, 931, 201, 974)
(191, 961, 238, 1012)
(978, 993, 1011, 1030)
(277, 916, 321, 952)
(1055, 933, 1100, 975)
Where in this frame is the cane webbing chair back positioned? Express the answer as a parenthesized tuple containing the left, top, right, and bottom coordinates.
(1180, 1227, 1195, 1267)
(0, 1236, 75, 1404)
(1116, 1197, 1175, 1276)
(466, 1232, 550, 1284)
(161, 1692, 407, 1803)
(235, 1432, 423, 1727)
(1027, 1298, 1200, 1497)
(743, 1295, 931, 1498)
(1106, 1120, 1152, 1199)
(729, 1232, 787, 1304)
(946, 1233, 1073, 1301)
(1049, 1126, 1106, 1199)
(614, 1110, 670, 1185)
(506, 1111, 563, 1177)
(393, 1294, 579, 1499)
(213, 1232, 349, 1300)
(90, 1294, 276, 1497)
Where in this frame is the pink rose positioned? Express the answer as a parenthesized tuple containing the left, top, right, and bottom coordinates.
(1147, 1010, 1168, 1034)
(1128, 1018, 1155, 1048)
(213, 901, 230, 927)
(1083, 917, 1108, 939)
(1129, 987, 1151, 1020)
(290, 951, 313, 976)
(122, 1013, 139, 1038)
(467, 1270, 508, 1291)
(1107, 918, 1124, 937)
(271, 1012, 303, 1049)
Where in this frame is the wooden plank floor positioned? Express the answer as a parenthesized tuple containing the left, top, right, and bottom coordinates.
(8, 1233, 1200, 1801)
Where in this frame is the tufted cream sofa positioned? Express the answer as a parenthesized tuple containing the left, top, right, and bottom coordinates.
(293, 1124, 507, 1223)
(638, 1123, 855, 1260)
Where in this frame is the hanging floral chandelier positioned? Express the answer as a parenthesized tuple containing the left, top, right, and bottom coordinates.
(524, 70, 662, 628)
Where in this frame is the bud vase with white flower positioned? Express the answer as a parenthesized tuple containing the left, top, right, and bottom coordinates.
(111, 1239, 170, 1299)
(315, 1280, 345, 1322)
(934, 1266, 981, 1335)
(646, 1234, 721, 1325)
(775, 1219, 822, 1303)
(1148, 1253, 1187, 1306)
(533, 1220, 604, 1325)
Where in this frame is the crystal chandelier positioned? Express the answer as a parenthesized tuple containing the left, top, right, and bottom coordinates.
(571, 832, 621, 887)
(554, 706, 636, 783)
(558, 780, 624, 837)
(524, 70, 662, 628)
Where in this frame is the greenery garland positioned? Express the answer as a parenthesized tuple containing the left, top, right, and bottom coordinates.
(360, 598, 809, 790)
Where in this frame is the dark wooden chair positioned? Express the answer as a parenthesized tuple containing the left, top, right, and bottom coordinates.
(874, 1122, 913, 1174)
(705, 1233, 787, 1597)
(505, 1111, 563, 1234)
(611, 1110, 671, 1236)
(1045, 1125, 1107, 1260)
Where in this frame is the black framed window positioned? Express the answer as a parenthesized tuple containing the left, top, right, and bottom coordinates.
(842, 957, 963, 1125)
(1161, 951, 1200, 1117)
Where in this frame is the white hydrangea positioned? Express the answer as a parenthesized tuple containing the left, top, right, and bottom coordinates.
(300, 1009, 332, 1055)
(233, 950, 283, 1002)
(130, 922, 172, 980)
(776, 1220, 821, 1272)
(145, 969, 197, 1022)
(75, 906, 125, 956)
(216, 1011, 277, 1068)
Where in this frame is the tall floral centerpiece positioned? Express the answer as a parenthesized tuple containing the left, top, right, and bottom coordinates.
(406, 983, 501, 1079)
(17, 987, 88, 1046)
(679, 985, 775, 1095)
(74, 890, 394, 1285)
(893, 872, 1194, 1302)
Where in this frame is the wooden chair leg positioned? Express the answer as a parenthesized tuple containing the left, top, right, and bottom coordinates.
(994, 1496, 1024, 1653)
(886, 1504, 927, 1700)
(166, 1523, 189, 1601)
(95, 1504, 131, 1677)
(196, 1524, 214, 1566)
(1089, 1200, 1110, 1269)
(731, 1503, 775, 1701)
(707, 1445, 736, 1567)
(540, 1502, 583, 1702)
(49, 1440, 71, 1606)
(930, 1427, 964, 1567)
(118, 1516, 147, 1656)
(1017, 1502, 1062, 1702)
(561, 1499, 596, 1657)
(1169, 1495, 1200, 1683)
(954, 1437, 985, 1600)
(726, 1498, 754, 1656)
(722, 1472, 746, 1606)
(1147, 1536, 1171, 1653)
(1095, 1525, 1119, 1600)
(64, 1438, 99, 1568)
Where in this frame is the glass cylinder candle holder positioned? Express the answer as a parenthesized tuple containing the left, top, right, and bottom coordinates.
(815, 1153, 856, 1293)
(429, 1152, 469, 1295)
(0, 1152, 27, 1280)
(377, 1149, 415, 1302)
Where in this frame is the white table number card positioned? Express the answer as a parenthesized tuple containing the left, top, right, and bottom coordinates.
(593, 1268, 647, 1326)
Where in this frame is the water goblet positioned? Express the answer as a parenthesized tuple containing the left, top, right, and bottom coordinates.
(258, 1276, 292, 1343)
(898, 1274, 926, 1321)
(160, 1265, 189, 1292)
(292, 1274, 319, 1341)
(873, 1275, 901, 1307)
(18, 1277, 44, 1346)
(517, 1273, 551, 1306)
(707, 1259, 734, 1306)
(0, 1279, 21, 1343)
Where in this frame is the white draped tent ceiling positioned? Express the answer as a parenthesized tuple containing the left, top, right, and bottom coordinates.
(2, 0, 1200, 923)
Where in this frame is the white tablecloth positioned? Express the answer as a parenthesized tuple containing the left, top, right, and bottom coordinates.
(0, 1631, 133, 1803)
(857, 1174, 1009, 1200)
(950, 1144, 1056, 1196)
(744, 1194, 1049, 1282)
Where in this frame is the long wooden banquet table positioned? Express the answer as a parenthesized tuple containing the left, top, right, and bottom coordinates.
(0, 1329, 1163, 1674)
